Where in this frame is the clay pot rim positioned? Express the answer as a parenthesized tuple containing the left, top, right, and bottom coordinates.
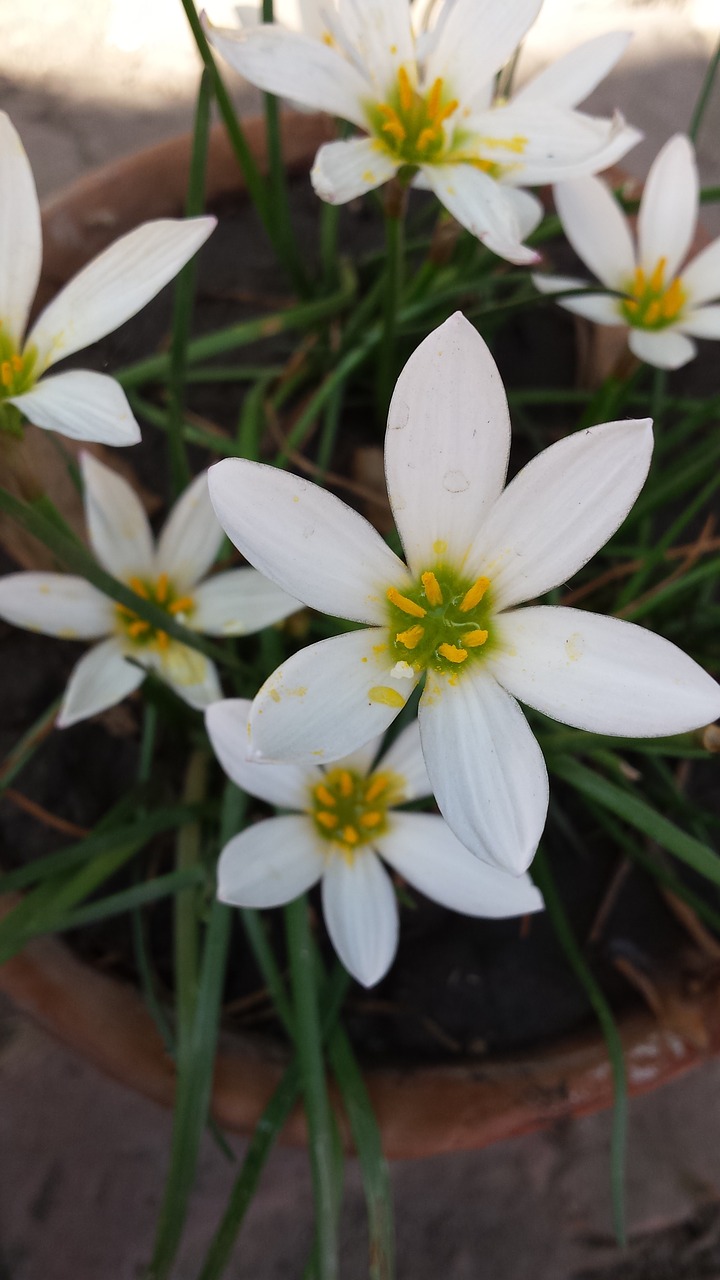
(2, 112, 720, 1159)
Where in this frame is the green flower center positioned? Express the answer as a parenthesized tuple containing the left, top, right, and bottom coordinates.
(0, 330, 38, 437)
(619, 257, 686, 330)
(116, 573, 195, 652)
(385, 564, 495, 679)
(367, 67, 460, 165)
(311, 767, 398, 861)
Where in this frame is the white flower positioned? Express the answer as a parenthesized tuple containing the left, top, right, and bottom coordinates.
(208, 313, 720, 874)
(207, 699, 543, 986)
(0, 112, 215, 446)
(205, 1, 640, 265)
(533, 134, 720, 370)
(0, 454, 300, 725)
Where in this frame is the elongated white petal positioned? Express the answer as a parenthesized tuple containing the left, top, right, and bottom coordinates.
(248, 628, 418, 764)
(142, 640, 222, 709)
(385, 312, 510, 571)
(27, 217, 216, 371)
(376, 719, 431, 802)
(192, 567, 300, 636)
(218, 815, 324, 908)
(206, 699, 314, 807)
(501, 187, 544, 240)
(638, 135, 698, 280)
(480, 103, 642, 187)
(515, 32, 632, 109)
(425, 0, 543, 109)
(422, 164, 540, 265)
(0, 572, 112, 638)
(493, 606, 720, 736)
(209, 458, 408, 625)
(206, 21, 369, 127)
(0, 112, 42, 346)
(57, 639, 145, 727)
(321, 850, 399, 986)
(155, 470, 222, 589)
(10, 371, 141, 445)
(680, 235, 720, 306)
(470, 418, 653, 611)
(628, 327, 696, 370)
(534, 274, 625, 325)
(378, 812, 544, 916)
(679, 306, 720, 339)
(80, 452, 154, 580)
(553, 176, 635, 289)
(418, 668, 549, 874)
(311, 138, 397, 204)
(336, 0, 415, 95)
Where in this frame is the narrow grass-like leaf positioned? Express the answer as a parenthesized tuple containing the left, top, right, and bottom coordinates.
(50, 866, 207, 933)
(0, 698, 61, 795)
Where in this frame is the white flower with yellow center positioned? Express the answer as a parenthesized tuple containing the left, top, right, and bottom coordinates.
(533, 134, 720, 370)
(0, 454, 300, 725)
(205, 0, 641, 265)
(0, 111, 215, 446)
(207, 700, 543, 986)
(208, 313, 720, 874)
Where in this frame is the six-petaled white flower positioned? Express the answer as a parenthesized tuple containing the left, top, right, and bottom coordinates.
(0, 453, 300, 725)
(207, 699, 543, 986)
(205, 0, 641, 265)
(0, 111, 215, 446)
(208, 313, 720, 875)
(533, 134, 720, 370)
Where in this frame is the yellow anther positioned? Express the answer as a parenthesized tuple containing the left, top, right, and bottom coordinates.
(387, 586, 426, 618)
(459, 576, 490, 612)
(463, 628, 489, 648)
(156, 630, 170, 651)
(129, 576, 150, 598)
(0, 361, 11, 387)
(155, 573, 169, 604)
(436, 98, 459, 125)
(169, 594, 194, 615)
(624, 298, 639, 313)
(427, 76, 443, 118)
(421, 571, 443, 606)
(398, 64, 413, 112)
(360, 811, 383, 829)
(645, 300, 661, 326)
(417, 126, 439, 152)
(396, 624, 425, 650)
(316, 811, 337, 830)
(342, 825, 359, 846)
(437, 642, 468, 664)
(632, 266, 646, 295)
(128, 619, 150, 638)
(365, 774, 389, 803)
(381, 116, 407, 144)
(338, 770, 353, 798)
(315, 784, 336, 808)
(649, 256, 667, 292)
(662, 277, 686, 318)
(11, 354, 23, 373)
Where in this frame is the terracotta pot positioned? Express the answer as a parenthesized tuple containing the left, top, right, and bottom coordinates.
(2, 115, 720, 1158)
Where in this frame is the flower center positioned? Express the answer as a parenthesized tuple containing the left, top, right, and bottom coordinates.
(0, 329, 38, 436)
(386, 566, 494, 679)
(619, 257, 687, 330)
(115, 573, 195, 651)
(310, 767, 396, 861)
(368, 67, 459, 165)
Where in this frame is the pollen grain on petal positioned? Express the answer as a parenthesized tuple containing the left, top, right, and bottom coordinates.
(369, 685, 406, 708)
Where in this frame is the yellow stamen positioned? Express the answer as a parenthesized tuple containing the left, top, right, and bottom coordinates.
(436, 98, 459, 125)
(315, 784, 336, 808)
(360, 811, 383, 829)
(427, 76, 442, 118)
(169, 595, 194, 615)
(463, 628, 489, 648)
(396, 624, 425, 650)
(645, 300, 661, 325)
(338, 770, 353, 798)
(128, 619, 150, 638)
(342, 825, 359, 846)
(155, 573, 169, 604)
(437, 642, 468, 664)
(421, 571, 443, 606)
(398, 65, 413, 112)
(387, 587, 426, 618)
(129, 576, 150, 599)
(459, 576, 490, 612)
(633, 265, 646, 294)
(365, 775, 389, 803)
(11, 354, 23, 373)
(381, 116, 407, 144)
(1, 361, 11, 387)
(417, 126, 438, 152)
(156, 630, 170, 650)
(316, 811, 337, 830)
(649, 256, 667, 292)
(624, 298, 639, 313)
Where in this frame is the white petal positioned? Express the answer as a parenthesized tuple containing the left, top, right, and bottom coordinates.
(470, 418, 653, 611)
(217, 815, 324, 908)
(248, 628, 418, 764)
(321, 850, 399, 987)
(638, 135, 698, 280)
(478, 103, 642, 187)
(376, 718, 431, 802)
(10, 371, 141, 446)
(192, 567, 300, 635)
(679, 235, 720, 307)
(206, 20, 369, 127)
(554, 176, 635, 289)
(492, 606, 720, 737)
(0, 572, 112, 638)
(384, 312, 511, 571)
(335, 0, 415, 96)
(628, 327, 696, 370)
(378, 812, 544, 916)
(425, 0, 543, 109)
(27, 217, 216, 371)
(679, 306, 720, 339)
(208, 458, 408, 625)
(418, 668, 549, 874)
(155, 470, 222, 590)
(142, 640, 222, 709)
(311, 138, 397, 204)
(422, 164, 540, 265)
(57, 638, 145, 728)
(0, 112, 42, 346)
(80, 452, 154, 580)
(533, 273, 626, 324)
(501, 187, 544, 240)
(206, 699, 313, 807)
(515, 32, 632, 109)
